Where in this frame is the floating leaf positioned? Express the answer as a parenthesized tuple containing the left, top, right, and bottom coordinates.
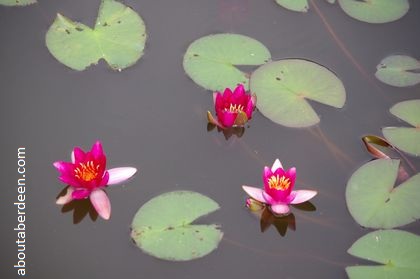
(375, 55, 420, 87)
(383, 100, 420, 156)
(131, 191, 222, 261)
(275, 0, 309, 13)
(183, 34, 271, 91)
(45, 0, 147, 71)
(250, 59, 346, 128)
(325, 0, 336, 4)
(337, 0, 409, 24)
(0, 0, 36, 6)
(346, 230, 420, 279)
(346, 159, 420, 229)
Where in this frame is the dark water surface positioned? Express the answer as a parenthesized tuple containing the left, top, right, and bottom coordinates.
(2, 0, 420, 278)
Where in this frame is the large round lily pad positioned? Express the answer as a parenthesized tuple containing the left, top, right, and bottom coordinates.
(250, 59, 346, 128)
(275, 0, 309, 13)
(346, 230, 420, 279)
(131, 191, 223, 261)
(0, 0, 36, 6)
(375, 55, 420, 87)
(338, 0, 409, 24)
(383, 100, 420, 156)
(46, 0, 147, 71)
(183, 34, 271, 91)
(346, 159, 420, 229)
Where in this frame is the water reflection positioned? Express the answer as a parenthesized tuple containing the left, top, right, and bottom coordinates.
(251, 201, 316, 237)
(57, 187, 98, 224)
(207, 123, 245, 139)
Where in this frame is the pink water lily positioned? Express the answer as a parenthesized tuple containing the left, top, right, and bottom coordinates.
(242, 159, 317, 216)
(53, 141, 137, 220)
(207, 84, 256, 129)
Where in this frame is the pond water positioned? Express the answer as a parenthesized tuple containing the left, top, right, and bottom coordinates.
(1, 0, 420, 278)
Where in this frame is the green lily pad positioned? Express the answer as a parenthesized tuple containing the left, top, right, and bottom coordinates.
(346, 159, 420, 229)
(375, 55, 420, 87)
(131, 191, 223, 261)
(337, 0, 409, 24)
(383, 100, 420, 156)
(275, 0, 309, 13)
(250, 59, 346, 128)
(346, 230, 420, 279)
(183, 34, 271, 91)
(0, 0, 36, 6)
(45, 0, 147, 71)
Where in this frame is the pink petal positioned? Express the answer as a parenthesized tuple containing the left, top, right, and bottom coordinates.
(233, 84, 245, 96)
(98, 171, 110, 187)
(91, 140, 104, 159)
(71, 151, 75, 163)
(213, 92, 218, 105)
(90, 189, 111, 220)
(262, 191, 276, 205)
(242, 186, 265, 203)
(290, 190, 317, 204)
(219, 112, 236, 127)
(271, 159, 283, 172)
(72, 189, 90, 199)
(270, 204, 290, 215)
(207, 111, 226, 129)
(245, 98, 254, 119)
(72, 147, 86, 163)
(251, 94, 257, 107)
(107, 167, 137, 185)
(56, 187, 74, 205)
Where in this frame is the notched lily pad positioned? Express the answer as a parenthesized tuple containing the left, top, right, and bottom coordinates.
(346, 230, 420, 279)
(338, 0, 409, 24)
(45, 0, 147, 71)
(275, 0, 309, 13)
(346, 159, 420, 229)
(0, 0, 36, 6)
(131, 191, 223, 261)
(383, 100, 420, 156)
(250, 59, 346, 128)
(375, 55, 420, 87)
(183, 33, 271, 91)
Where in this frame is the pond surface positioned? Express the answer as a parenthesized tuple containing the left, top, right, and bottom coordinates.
(1, 0, 420, 278)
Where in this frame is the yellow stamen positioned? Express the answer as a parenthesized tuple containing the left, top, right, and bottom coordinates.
(225, 103, 244, 113)
(268, 175, 290, 190)
(74, 161, 99, 182)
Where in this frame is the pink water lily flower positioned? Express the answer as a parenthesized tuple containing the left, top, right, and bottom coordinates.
(53, 141, 137, 220)
(242, 159, 317, 216)
(207, 84, 256, 129)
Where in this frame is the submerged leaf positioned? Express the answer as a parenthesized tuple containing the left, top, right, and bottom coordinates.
(275, 0, 309, 13)
(46, 0, 147, 71)
(0, 0, 36, 6)
(383, 100, 420, 156)
(338, 0, 409, 24)
(183, 34, 271, 91)
(250, 59, 345, 128)
(346, 159, 420, 229)
(346, 230, 420, 279)
(131, 191, 222, 261)
(375, 55, 420, 87)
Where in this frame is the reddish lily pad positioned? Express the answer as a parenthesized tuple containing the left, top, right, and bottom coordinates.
(375, 55, 420, 87)
(45, 0, 147, 71)
(346, 230, 420, 279)
(131, 191, 222, 261)
(0, 0, 36, 6)
(338, 0, 409, 24)
(383, 100, 420, 156)
(250, 59, 346, 128)
(346, 159, 420, 229)
(183, 34, 271, 91)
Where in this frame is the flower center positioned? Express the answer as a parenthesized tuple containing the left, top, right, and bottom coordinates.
(74, 161, 100, 182)
(268, 175, 290, 190)
(225, 103, 244, 113)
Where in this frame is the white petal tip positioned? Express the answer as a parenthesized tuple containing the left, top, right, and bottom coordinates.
(107, 167, 137, 185)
